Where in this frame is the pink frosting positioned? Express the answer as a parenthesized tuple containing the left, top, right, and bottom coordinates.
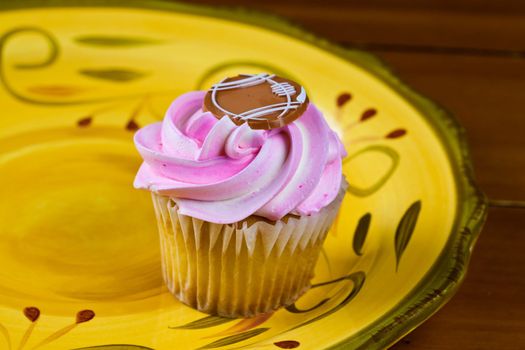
(134, 91, 346, 224)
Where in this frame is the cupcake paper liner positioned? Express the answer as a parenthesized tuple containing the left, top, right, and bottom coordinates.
(152, 183, 345, 318)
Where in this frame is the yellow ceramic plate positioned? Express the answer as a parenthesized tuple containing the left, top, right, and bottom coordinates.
(0, 1, 487, 349)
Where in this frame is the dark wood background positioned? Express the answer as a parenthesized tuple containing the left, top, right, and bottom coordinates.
(189, 1, 525, 348)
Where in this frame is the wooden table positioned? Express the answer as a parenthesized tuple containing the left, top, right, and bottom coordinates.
(191, 1, 525, 348)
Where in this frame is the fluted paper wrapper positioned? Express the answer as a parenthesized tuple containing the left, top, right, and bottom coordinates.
(151, 186, 345, 318)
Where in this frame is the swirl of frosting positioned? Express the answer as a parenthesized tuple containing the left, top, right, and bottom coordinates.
(134, 91, 346, 224)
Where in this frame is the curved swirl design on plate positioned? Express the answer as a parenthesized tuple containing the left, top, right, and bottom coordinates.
(344, 145, 400, 197)
(0, 27, 62, 104)
(0, 27, 164, 108)
(286, 271, 366, 330)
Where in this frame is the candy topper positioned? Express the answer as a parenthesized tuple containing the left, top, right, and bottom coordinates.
(203, 73, 309, 130)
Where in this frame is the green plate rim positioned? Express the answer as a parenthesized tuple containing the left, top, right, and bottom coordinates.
(0, 1, 489, 349)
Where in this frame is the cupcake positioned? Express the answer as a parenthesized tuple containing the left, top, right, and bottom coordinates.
(134, 73, 347, 317)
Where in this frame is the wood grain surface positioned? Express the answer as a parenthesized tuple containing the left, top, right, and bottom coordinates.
(189, 1, 525, 348)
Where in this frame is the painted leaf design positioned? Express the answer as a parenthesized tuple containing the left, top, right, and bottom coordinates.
(74, 36, 160, 47)
(344, 145, 400, 197)
(197, 328, 269, 349)
(76, 309, 95, 324)
(72, 345, 154, 350)
(77, 116, 93, 127)
(79, 69, 147, 82)
(353, 213, 371, 256)
(23, 307, 40, 322)
(336, 92, 351, 107)
(360, 108, 377, 122)
(386, 128, 407, 139)
(274, 340, 300, 349)
(395, 200, 422, 271)
(205, 313, 273, 338)
(126, 120, 140, 131)
(170, 315, 234, 330)
(27, 85, 88, 97)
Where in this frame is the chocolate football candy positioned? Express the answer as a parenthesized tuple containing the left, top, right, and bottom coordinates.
(203, 73, 309, 130)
